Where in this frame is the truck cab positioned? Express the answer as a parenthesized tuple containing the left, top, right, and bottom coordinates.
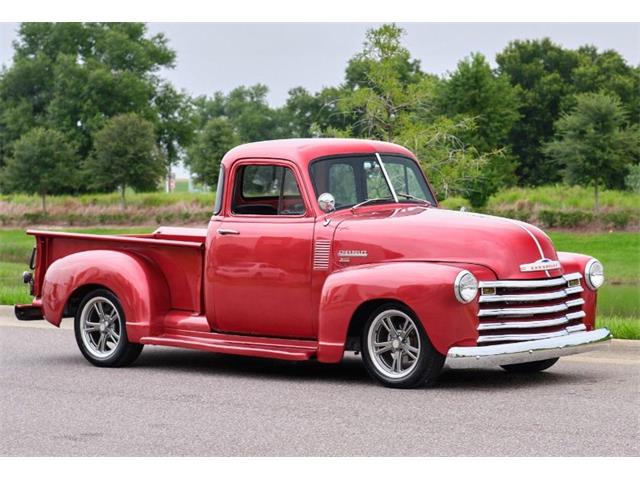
(16, 138, 611, 388)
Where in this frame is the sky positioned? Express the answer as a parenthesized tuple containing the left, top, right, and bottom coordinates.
(1, 22, 639, 107)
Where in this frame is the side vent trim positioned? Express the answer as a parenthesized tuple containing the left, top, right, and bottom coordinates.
(313, 240, 331, 270)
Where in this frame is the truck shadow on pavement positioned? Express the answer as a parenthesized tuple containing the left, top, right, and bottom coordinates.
(117, 348, 599, 390)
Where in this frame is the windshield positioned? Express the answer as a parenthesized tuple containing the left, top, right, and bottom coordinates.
(309, 154, 435, 210)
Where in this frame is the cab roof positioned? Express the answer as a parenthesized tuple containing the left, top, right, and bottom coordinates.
(221, 138, 416, 168)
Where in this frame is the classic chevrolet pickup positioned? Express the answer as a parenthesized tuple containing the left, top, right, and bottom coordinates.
(15, 139, 611, 388)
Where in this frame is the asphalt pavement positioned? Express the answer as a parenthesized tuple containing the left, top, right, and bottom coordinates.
(0, 307, 638, 456)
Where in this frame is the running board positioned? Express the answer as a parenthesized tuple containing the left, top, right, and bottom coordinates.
(139, 333, 317, 361)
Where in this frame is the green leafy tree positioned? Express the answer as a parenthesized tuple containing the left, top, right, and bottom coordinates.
(2, 127, 77, 212)
(152, 81, 196, 179)
(345, 24, 423, 90)
(185, 118, 240, 188)
(497, 39, 639, 186)
(86, 113, 163, 208)
(0, 22, 177, 191)
(625, 163, 640, 193)
(544, 93, 639, 211)
(327, 24, 498, 206)
(437, 53, 520, 153)
(496, 38, 580, 185)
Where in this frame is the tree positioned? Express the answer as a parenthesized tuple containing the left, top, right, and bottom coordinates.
(86, 113, 163, 208)
(2, 127, 77, 212)
(0, 22, 177, 192)
(496, 38, 580, 185)
(185, 118, 239, 188)
(152, 81, 196, 182)
(497, 39, 639, 186)
(437, 53, 520, 153)
(326, 24, 499, 206)
(544, 93, 639, 211)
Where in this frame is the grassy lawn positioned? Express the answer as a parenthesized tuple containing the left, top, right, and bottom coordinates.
(1, 228, 638, 338)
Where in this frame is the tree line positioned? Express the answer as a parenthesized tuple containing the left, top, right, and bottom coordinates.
(0, 22, 638, 211)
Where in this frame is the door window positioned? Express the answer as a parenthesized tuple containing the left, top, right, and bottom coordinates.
(232, 164, 306, 216)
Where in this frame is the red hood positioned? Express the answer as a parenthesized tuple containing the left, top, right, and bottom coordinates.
(331, 206, 562, 280)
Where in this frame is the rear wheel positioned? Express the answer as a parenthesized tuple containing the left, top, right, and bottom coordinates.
(361, 304, 444, 388)
(74, 289, 143, 367)
(500, 358, 559, 373)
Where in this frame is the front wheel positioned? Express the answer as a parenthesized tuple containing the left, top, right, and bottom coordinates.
(361, 304, 445, 388)
(500, 358, 559, 373)
(74, 289, 143, 367)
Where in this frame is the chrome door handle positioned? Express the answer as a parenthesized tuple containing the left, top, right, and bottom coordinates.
(217, 228, 240, 235)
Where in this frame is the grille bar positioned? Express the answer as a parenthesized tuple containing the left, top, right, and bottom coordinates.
(478, 311, 586, 331)
(479, 272, 582, 289)
(478, 298, 585, 317)
(479, 285, 583, 303)
(477, 323, 587, 344)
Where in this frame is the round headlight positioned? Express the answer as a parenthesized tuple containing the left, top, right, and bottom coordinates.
(585, 259, 604, 290)
(454, 270, 478, 303)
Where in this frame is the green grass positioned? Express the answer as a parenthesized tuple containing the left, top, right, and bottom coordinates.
(597, 316, 640, 340)
(549, 232, 640, 284)
(488, 185, 640, 211)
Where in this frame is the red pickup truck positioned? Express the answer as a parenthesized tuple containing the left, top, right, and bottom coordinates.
(15, 139, 610, 388)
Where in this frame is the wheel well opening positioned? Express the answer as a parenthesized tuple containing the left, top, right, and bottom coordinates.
(63, 284, 110, 318)
(345, 298, 408, 351)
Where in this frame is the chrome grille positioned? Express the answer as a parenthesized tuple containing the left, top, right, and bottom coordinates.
(477, 273, 586, 345)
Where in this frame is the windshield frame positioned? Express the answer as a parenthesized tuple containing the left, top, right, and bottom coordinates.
(308, 152, 436, 212)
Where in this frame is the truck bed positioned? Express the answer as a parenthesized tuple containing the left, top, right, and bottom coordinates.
(27, 227, 206, 313)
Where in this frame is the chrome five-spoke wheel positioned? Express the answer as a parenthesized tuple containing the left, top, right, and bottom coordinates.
(74, 288, 143, 367)
(361, 304, 445, 388)
(367, 309, 421, 379)
(80, 296, 122, 359)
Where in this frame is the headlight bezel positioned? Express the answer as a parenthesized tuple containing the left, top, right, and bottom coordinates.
(585, 258, 604, 290)
(454, 270, 479, 304)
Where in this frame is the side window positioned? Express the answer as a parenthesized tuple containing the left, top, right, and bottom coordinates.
(329, 163, 357, 207)
(232, 164, 306, 216)
(213, 165, 225, 215)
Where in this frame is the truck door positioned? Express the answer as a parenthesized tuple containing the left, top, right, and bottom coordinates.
(208, 160, 315, 338)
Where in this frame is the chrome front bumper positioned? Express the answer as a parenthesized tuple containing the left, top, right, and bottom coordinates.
(445, 328, 611, 369)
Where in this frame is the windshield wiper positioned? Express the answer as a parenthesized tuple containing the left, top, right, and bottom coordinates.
(350, 198, 395, 212)
(396, 192, 431, 205)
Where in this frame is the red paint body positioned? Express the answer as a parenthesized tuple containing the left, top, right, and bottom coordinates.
(20, 139, 599, 363)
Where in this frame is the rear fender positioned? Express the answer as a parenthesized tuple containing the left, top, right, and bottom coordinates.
(41, 250, 170, 341)
(316, 262, 479, 362)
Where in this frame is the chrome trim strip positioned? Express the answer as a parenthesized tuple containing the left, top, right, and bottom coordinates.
(477, 311, 586, 331)
(478, 298, 585, 317)
(479, 273, 582, 289)
(312, 240, 331, 270)
(479, 286, 584, 303)
(445, 328, 611, 369)
(477, 324, 586, 344)
(375, 153, 399, 203)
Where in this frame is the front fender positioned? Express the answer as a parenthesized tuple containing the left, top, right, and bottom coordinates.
(41, 250, 170, 341)
(316, 262, 479, 362)
(558, 251, 597, 330)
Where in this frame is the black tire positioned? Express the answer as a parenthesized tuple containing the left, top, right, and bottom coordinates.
(74, 288, 143, 367)
(361, 303, 445, 388)
(500, 358, 559, 373)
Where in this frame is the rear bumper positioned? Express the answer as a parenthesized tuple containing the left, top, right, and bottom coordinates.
(445, 328, 611, 369)
(14, 304, 44, 321)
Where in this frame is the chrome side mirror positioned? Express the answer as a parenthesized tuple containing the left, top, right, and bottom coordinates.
(318, 193, 336, 213)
